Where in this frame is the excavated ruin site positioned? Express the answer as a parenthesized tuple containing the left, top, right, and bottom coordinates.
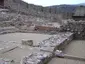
(0, 0, 85, 64)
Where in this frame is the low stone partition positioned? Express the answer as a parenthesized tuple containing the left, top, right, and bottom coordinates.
(0, 58, 12, 64)
(56, 32, 73, 50)
(21, 32, 73, 64)
(39, 32, 73, 51)
(21, 51, 53, 64)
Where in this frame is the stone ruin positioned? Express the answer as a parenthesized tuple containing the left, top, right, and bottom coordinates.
(21, 32, 73, 64)
(22, 40, 33, 46)
(0, 58, 13, 64)
(62, 20, 85, 39)
(0, 0, 85, 64)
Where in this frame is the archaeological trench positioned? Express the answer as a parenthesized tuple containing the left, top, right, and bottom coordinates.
(0, 0, 85, 64)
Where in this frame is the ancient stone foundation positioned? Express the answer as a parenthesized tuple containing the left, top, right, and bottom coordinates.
(62, 21, 85, 40)
(21, 32, 73, 64)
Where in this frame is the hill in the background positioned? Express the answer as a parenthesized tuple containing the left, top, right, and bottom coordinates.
(46, 3, 85, 13)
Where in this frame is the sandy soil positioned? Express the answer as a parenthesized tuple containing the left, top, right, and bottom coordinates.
(48, 40, 85, 64)
(0, 33, 52, 45)
(0, 33, 52, 64)
(0, 46, 40, 64)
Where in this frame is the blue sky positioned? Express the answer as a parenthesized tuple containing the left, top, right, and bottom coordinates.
(22, 0, 85, 6)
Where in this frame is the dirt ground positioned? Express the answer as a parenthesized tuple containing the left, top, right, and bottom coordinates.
(0, 33, 52, 45)
(48, 40, 85, 64)
(0, 33, 52, 64)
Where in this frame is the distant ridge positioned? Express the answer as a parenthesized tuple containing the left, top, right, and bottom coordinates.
(46, 3, 85, 13)
(47, 5, 77, 13)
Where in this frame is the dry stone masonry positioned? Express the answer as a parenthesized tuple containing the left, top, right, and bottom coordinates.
(0, 0, 85, 64)
(62, 20, 85, 39)
(21, 32, 73, 64)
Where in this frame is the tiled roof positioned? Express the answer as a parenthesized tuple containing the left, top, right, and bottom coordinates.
(73, 6, 85, 16)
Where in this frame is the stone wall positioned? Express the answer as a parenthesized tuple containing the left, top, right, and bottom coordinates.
(62, 20, 85, 39)
(21, 32, 73, 64)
